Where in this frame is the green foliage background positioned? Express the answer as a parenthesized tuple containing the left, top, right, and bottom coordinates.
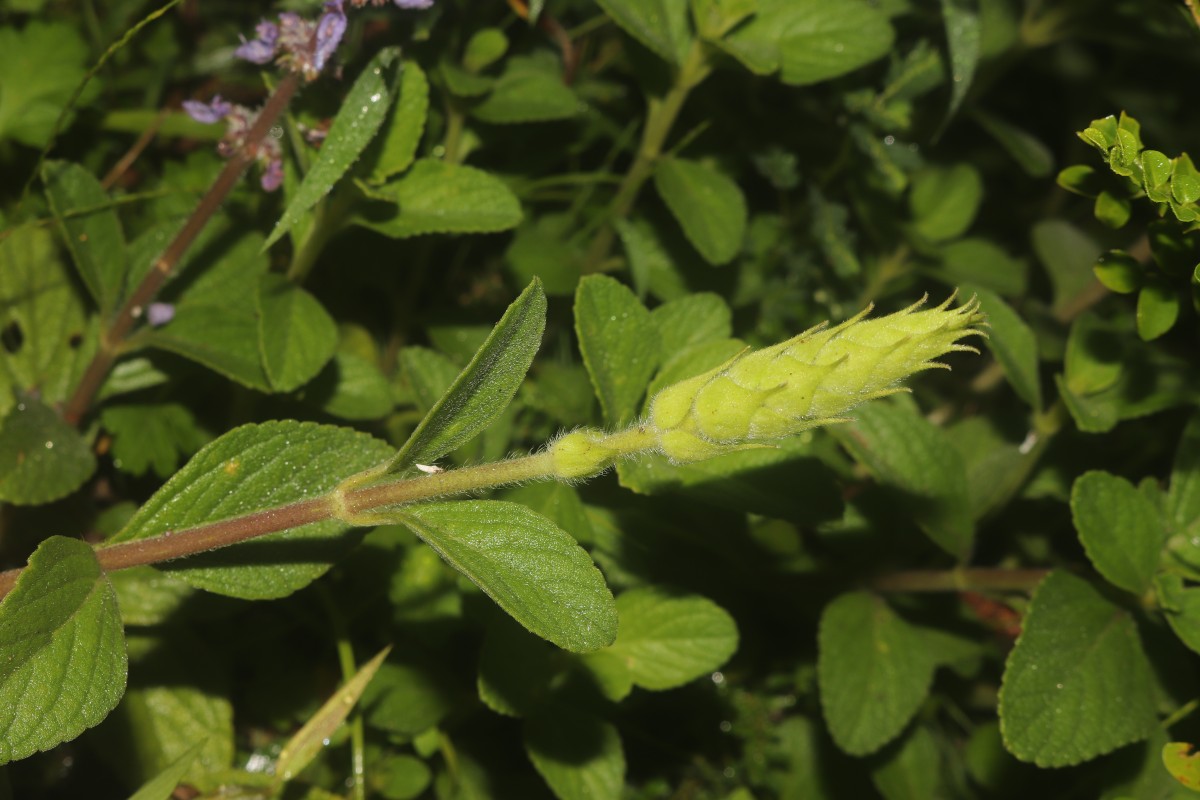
(3, 0, 1200, 798)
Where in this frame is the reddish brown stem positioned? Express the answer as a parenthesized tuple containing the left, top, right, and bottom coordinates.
(62, 73, 302, 427)
(870, 567, 1051, 593)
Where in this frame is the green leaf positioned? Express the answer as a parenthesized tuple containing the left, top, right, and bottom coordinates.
(398, 346, 460, 411)
(832, 400, 974, 559)
(594, 0, 691, 65)
(373, 754, 432, 800)
(910, 164, 983, 242)
(940, 0, 980, 123)
(1094, 190, 1132, 229)
(275, 648, 390, 783)
(0, 394, 96, 504)
(1156, 575, 1200, 655)
(777, 0, 894, 86)
(42, 160, 127, 314)
(970, 288, 1041, 409)
(1163, 742, 1200, 793)
(0, 22, 89, 148)
(690, 0, 756, 39)
(357, 159, 523, 238)
(1031, 220, 1101, 316)
(1168, 412, 1200, 537)
(1172, 153, 1200, 205)
(938, 238, 1028, 297)
(100, 402, 209, 479)
(478, 619, 564, 717)
(607, 587, 738, 690)
(363, 657, 457, 737)
(506, 215, 582, 296)
(0, 224, 95, 403)
(999, 571, 1157, 767)
(614, 217, 689, 301)
(524, 709, 625, 800)
(0, 536, 127, 764)
(1071, 471, 1164, 595)
(127, 742, 205, 800)
(649, 292, 732, 361)
(365, 60, 429, 184)
(463, 28, 509, 72)
(871, 726, 943, 800)
(145, 233, 271, 391)
(257, 274, 338, 392)
(574, 275, 660, 426)
(264, 47, 401, 248)
(308, 351, 395, 421)
(1093, 250, 1142, 294)
(653, 157, 747, 266)
(390, 279, 545, 471)
(973, 110, 1054, 178)
(1136, 279, 1181, 341)
(818, 592, 935, 756)
(396, 500, 618, 652)
(113, 420, 394, 599)
(472, 55, 579, 124)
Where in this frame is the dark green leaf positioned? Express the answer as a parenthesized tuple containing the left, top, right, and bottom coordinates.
(974, 110, 1054, 178)
(940, 0, 980, 123)
(264, 48, 401, 249)
(113, 421, 394, 599)
(970, 288, 1041, 409)
(653, 157, 747, 265)
(100, 402, 209, 479)
(937, 238, 1028, 297)
(777, 0, 894, 86)
(1031, 220, 1100, 316)
(42, 160, 127, 314)
(472, 55, 579, 124)
(1136, 279, 1181, 341)
(525, 709, 625, 800)
(463, 29, 509, 73)
(574, 275, 660, 426)
(871, 726, 943, 800)
(1071, 471, 1164, 595)
(397, 500, 618, 652)
(0, 394, 95, 505)
(819, 592, 935, 756)
(363, 658, 457, 737)
(999, 571, 1157, 767)
(390, 279, 545, 471)
(607, 587, 738, 690)
(127, 743, 204, 800)
(365, 60, 430, 185)
(910, 164, 983, 242)
(357, 159, 523, 239)
(594, 0, 691, 65)
(833, 400, 974, 559)
(308, 351, 395, 421)
(256, 274, 338, 392)
(0, 22, 89, 148)
(0, 536, 126, 764)
(1093, 250, 1142, 294)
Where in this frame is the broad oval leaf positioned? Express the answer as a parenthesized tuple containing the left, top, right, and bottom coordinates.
(607, 587, 738, 690)
(265, 47, 401, 249)
(112, 420, 394, 599)
(594, 0, 691, 65)
(390, 279, 546, 472)
(1071, 471, 1164, 595)
(910, 163, 983, 242)
(999, 571, 1157, 767)
(0, 536, 127, 765)
(818, 591, 936, 756)
(471, 55, 579, 124)
(525, 709, 625, 800)
(653, 157, 747, 266)
(777, 0, 894, 86)
(0, 394, 96, 505)
(356, 159, 523, 238)
(397, 500, 618, 652)
(42, 160, 127, 314)
(574, 275, 660, 426)
(256, 273, 338, 392)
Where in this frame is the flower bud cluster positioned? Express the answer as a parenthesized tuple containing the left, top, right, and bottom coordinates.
(647, 295, 985, 463)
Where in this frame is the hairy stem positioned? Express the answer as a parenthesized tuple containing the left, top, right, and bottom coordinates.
(62, 72, 302, 426)
(581, 40, 711, 273)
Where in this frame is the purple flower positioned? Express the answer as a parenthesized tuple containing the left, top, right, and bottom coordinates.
(392, 0, 434, 7)
(146, 303, 176, 327)
(314, 3, 347, 73)
(260, 158, 284, 192)
(182, 95, 232, 124)
(235, 19, 280, 64)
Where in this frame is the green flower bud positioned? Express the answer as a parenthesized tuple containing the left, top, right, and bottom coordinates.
(549, 429, 618, 479)
(648, 295, 985, 463)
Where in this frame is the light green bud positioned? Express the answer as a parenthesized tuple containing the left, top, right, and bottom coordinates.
(550, 429, 618, 479)
(648, 294, 984, 463)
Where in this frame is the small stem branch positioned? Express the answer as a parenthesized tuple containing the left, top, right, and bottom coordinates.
(870, 567, 1051, 593)
(317, 585, 367, 800)
(62, 73, 302, 427)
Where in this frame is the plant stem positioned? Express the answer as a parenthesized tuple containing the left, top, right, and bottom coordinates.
(581, 40, 711, 273)
(317, 585, 367, 800)
(61, 72, 302, 427)
(870, 567, 1051, 593)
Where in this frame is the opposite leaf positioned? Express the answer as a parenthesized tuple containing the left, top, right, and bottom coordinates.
(0, 394, 96, 505)
(999, 570, 1157, 767)
(525, 709, 625, 800)
(653, 157, 747, 266)
(1071, 471, 1164, 595)
(256, 273, 338, 392)
(397, 500, 618, 652)
(357, 159, 523, 238)
(391, 278, 545, 472)
(112, 421, 394, 599)
(574, 275, 660, 426)
(0, 536, 127, 765)
(594, 0, 692, 65)
(265, 47, 401, 249)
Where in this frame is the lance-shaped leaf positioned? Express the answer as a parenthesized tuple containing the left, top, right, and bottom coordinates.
(264, 47, 401, 249)
(390, 279, 545, 472)
(0, 536, 127, 765)
(275, 647, 390, 784)
(396, 500, 618, 652)
(42, 160, 127, 314)
(112, 421, 394, 599)
(127, 742, 204, 800)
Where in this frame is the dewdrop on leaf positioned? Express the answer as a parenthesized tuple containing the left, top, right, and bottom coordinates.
(648, 294, 986, 463)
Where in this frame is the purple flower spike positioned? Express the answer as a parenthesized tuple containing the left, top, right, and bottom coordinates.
(260, 159, 284, 192)
(393, 0, 434, 8)
(235, 19, 279, 64)
(182, 95, 232, 124)
(315, 4, 348, 72)
(146, 303, 176, 327)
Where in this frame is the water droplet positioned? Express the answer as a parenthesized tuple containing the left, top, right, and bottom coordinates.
(322, 738, 331, 747)
(1055, 683, 1063, 689)
(834, 43, 844, 53)
(44, 441, 53, 449)
(883, 135, 895, 146)
(711, 671, 725, 685)
(370, 93, 382, 103)
(719, 720, 732, 733)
